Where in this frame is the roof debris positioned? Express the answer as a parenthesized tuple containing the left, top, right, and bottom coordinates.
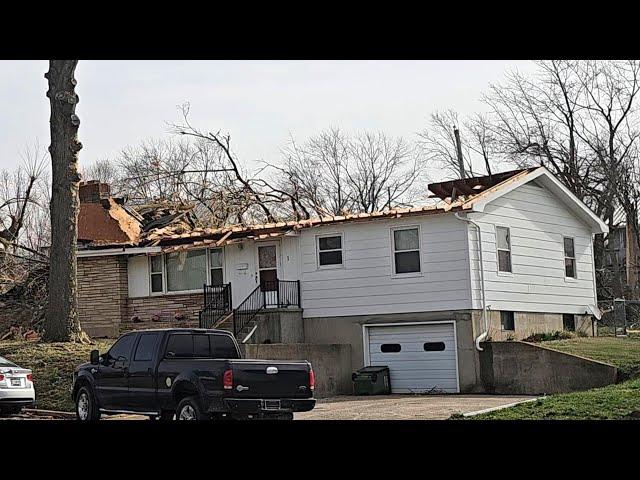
(78, 167, 543, 252)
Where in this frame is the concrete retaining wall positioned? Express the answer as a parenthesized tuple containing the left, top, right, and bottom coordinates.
(479, 341, 617, 395)
(243, 343, 352, 397)
(249, 309, 304, 344)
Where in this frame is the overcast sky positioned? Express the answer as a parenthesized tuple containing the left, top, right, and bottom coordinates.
(0, 60, 537, 181)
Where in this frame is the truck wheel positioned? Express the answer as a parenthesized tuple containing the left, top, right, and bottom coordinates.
(176, 396, 208, 421)
(76, 386, 100, 421)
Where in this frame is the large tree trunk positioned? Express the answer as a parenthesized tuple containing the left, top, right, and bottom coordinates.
(42, 60, 83, 342)
(626, 210, 640, 298)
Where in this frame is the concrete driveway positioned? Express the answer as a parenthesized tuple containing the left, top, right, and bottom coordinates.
(295, 394, 536, 420)
(1, 394, 535, 420)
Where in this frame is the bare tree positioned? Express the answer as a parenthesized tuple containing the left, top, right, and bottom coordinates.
(43, 60, 84, 343)
(1, 167, 38, 250)
(276, 128, 424, 216)
(345, 132, 420, 212)
(570, 60, 640, 294)
(418, 110, 475, 179)
(278, 129, 351, 216)
(81, 158, 120, 187)
(169, 103, 278, 224)
(417, 110, 502, 180)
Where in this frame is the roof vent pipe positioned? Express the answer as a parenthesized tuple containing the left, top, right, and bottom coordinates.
(454, 212, 488, 351)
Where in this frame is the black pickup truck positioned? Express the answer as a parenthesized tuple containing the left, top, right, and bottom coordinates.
(71, 328, 316, 421)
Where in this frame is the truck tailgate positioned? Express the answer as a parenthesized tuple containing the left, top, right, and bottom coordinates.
(229, 360, 312, 399)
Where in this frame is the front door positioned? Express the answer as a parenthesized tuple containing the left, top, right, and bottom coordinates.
(257, 242, 280, 307)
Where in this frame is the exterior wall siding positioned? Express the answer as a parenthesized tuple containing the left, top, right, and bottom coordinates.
(77, 256, 128, 338)
(127, 292, 203, 324)
(468, 182, 598, 315)
(298, 214, 472, 318)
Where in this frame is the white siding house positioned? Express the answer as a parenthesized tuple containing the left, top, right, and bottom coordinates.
(469, 181, 598, 315)
(79, 166, 608, 393)
(297, 213, 473, 318)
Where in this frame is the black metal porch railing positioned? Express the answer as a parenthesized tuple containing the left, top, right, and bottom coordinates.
(198, 283, 232, 329)
(232, 279, 301, 337)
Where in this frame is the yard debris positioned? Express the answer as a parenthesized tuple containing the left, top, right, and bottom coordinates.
(21, 408, 76, 419)
(0, 261, 48, 335)
(0, 326, 40, 342)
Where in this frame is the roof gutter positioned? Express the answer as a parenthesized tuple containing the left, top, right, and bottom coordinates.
(455, 212, 489, 351)
(76, 246, 161, 258)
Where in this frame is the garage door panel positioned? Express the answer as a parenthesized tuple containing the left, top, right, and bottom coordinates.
(371, 354, 456, 363)
(369, 342, 455, 353)
(367, 323, 458, 394)
(370, 337, 455, 346)
(369, 330, 453, 340)
(368, 325, 453, 334)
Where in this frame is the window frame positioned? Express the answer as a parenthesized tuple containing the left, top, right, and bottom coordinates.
(316, 233, 344, 270)
(495, 225, 513, 274)
(390, 225, 422, 277)
(148, 247, 225, 296)
(500, 311, 515, 331)
(149, 255, 166, 296)
(133, 332, 161, 362)
(562, 313, 576, 332)
(563, 236, 577, 280)
(208, 247, 225, 285)
(105, 333, 136, 364)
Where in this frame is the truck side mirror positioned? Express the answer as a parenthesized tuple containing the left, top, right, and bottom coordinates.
(90, 350, 100, 365)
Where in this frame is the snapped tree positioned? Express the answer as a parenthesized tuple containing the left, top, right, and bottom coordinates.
(42, 60, 84, 342)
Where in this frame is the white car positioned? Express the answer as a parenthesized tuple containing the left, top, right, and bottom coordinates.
(0, 356, 35, 416)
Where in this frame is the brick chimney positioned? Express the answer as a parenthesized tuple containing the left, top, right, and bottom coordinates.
(79, 180, 110, 203)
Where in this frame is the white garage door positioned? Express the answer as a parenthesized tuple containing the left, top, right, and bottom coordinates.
(367, 323, 459, 393)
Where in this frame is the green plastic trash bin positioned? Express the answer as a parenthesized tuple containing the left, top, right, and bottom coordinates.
(352, 366, 391, 395)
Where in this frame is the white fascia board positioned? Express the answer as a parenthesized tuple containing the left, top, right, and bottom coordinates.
(77, 246, 161, 258)
(469, 167, 608, 234)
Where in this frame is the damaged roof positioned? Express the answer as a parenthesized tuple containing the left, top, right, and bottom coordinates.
(79, 166, 606, 252)
(427, 167, 537, 201)
(78, 198, 142, 246)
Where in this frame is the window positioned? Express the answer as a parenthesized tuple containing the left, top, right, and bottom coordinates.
(500, 311, 515, 331)
(150, 255, 164, 293)
(211, 334, 240, 359)
(317, 235, 343, 268)
(134, 333, 161, 361)
(564, 237, 576, 278)
(209, 248, 224, 285)
(193, 335, 211, 357)
(106, 334, 136, 363)
(563, 314, 575, 332)
(496, 226, 512, 273)
(165, 334, 193, 358)
(423, 342, 446, 351)
(380, 343, 402, 353)
(166, 250, 207, 292)
(392, 227, 421, 274)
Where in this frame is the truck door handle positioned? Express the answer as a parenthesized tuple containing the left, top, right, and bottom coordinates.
(147, 368, 153, 375)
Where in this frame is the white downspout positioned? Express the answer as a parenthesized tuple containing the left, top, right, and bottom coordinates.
(455, 212, 489, 351)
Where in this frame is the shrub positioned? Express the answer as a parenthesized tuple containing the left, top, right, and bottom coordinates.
(523, 331, 574, 343)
